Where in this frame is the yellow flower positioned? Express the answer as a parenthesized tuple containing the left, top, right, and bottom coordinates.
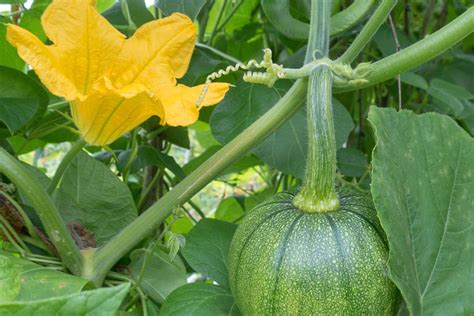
(7, 0, 229, 145)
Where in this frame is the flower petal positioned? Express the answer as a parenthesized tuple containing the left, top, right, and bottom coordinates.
(160, 83, 230, 126)
(7, 0, 125, 100)
(7, 24, 79, 100)
(71, 91, 163, 146)
(109, 13, 195, 92)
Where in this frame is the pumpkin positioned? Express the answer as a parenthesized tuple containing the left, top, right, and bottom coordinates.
(228, 186, 399, 315)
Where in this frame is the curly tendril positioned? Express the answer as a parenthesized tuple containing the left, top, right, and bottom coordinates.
(196, 49, 285, 108)
(195, 49, 374, 108)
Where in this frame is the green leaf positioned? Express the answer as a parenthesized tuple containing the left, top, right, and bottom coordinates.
(337, 147, 368, 177)
(180, 47, 228, 86)
(0, 17, 24, 70)
(54, 152, 137, 246)
(163, 126, 190, 149)
(117, 146, 185, 179)
(96, 0, 116, 13)
(129, 247, 187, 304)
(400, 72, 428, 90)
(0, 252, 89, 303)
(126, 0, 154, 27)
(427, 85, 465, 117)
(157, 0, 206, 20)
(373, 25, 412, 57)
(369, 107, 473, 315)
(191, 121, 220, 148)
(215, 197, 245, 223)
(0, 283, 130, 316)
(430, 78, 474, 100)
(18, 0, 52, 42)
(160, 283, 240, 316)
(181, 219, 237, 288)
(7, 135, 46, 155)
(0, 66, 49, 133)
(206, 0, 259, 34)
(211, 82, 353, 178)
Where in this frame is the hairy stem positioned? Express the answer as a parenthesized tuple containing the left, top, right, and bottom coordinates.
(0, 148, 82, 274)
(294, 0, 338, 212)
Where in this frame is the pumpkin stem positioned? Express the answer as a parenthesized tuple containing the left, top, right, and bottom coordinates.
(293, 0, 340, 213)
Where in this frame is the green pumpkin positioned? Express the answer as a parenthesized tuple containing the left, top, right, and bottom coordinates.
(228, 186, 399, 315)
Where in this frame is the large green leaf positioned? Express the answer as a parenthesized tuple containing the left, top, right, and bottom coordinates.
(157, 0, 207, 20)
(210, 81, 353, 178)
(181, 219, 237, 288)
(129, 246, 187, 304)
(0, 283, 129, 316)
(0, 252, 88, 303)
(160, 283, 240, 316)
(54, 152, 137, 246)
(369, 107, 473, 315)
(0, 66, 49, 133)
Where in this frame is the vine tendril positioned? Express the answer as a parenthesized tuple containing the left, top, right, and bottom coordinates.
(196, 49, 374, 108)
(196, 49, 285, 108)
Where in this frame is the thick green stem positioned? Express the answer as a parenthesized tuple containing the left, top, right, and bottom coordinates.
(47, 138, 87, 194)
(294, 66, 338, 213)
(337, 0, 398, 64)
(0, 148, 82, 274)
(335, 7, 474, 92)
(90, 80, 307, 285)
(295, 0, 338, 213)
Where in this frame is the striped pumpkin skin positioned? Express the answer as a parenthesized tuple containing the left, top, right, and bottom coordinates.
(228, 187, 398, 315)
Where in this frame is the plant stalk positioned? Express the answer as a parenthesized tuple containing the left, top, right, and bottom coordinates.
(0, 148, 82, 274)
(294, 0, 338, 213)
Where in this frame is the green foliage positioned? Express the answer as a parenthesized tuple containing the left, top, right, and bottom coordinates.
(129, 246, 187, 304)
(157, 0, 207, 20)
(160, 283, 240, 316)
(0, 283, 129, 316)
(0, 17, 24, 70)
(0, 66, 48, 133)
(182, 219, 237, 288)
(337, 147, 368, 178)
(369, 107, 473, 315)
(0, 252, 88, 302)
(54, 152, 137, 246)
